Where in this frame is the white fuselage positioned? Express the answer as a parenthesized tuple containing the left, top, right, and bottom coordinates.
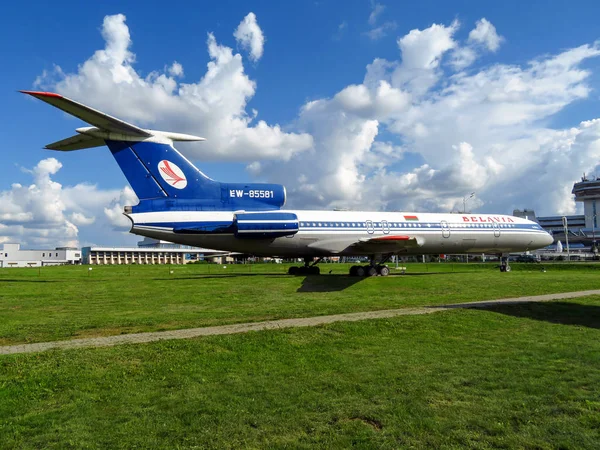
(126, 210, 554, 257)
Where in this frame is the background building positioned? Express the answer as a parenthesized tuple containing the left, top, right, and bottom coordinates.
(82, 238, 233, 265)
(0, 243, 81, 268)
(572, 175, 599, 231)
(514, 176, 599, 258)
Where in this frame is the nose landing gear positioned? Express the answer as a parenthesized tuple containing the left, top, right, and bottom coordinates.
(288, 257, 322, 275)
(499, 255, 511, 272)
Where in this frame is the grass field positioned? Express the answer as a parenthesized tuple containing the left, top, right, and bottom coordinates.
(1, 295, 599, 448)
(1, 264, 600, 447)
(0, 263, 599, 345)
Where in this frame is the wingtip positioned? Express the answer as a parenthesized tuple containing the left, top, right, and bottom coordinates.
(20, 90, 63, 98)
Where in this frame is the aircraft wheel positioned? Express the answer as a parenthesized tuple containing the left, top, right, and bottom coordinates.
(308, 266, 320, 275)
(378, 265, 390, 276)
(288, 266, 298, 275)
(349, 265, 358, 276)
(365, 266, 378, 277)
(355, 266, 366, 277)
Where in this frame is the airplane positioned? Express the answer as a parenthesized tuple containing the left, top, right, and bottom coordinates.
(22, 90, 554, 276)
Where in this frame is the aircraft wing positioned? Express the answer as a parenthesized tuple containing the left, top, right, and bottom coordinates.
(308, 234, 423, 254)
(20, 90, 152, 137)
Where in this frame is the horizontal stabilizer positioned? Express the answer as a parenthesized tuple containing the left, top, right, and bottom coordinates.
(45, 134, 105, 151)
(20, 90, 152, 137)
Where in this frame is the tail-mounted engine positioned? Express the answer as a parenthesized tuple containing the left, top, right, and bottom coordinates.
(234, 212, 299, 239)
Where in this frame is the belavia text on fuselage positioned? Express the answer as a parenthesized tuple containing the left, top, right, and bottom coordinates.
(22, 91, 553, 276)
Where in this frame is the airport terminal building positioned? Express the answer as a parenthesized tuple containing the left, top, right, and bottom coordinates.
(514, 175, 600, 249)
(81, 238, 232, 265)
(0, 243, 81, 268)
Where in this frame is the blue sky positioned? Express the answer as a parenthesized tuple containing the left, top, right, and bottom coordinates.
(2, 0, 600, 247)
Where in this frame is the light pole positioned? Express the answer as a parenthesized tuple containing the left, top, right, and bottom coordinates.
(562, 216, 570, 262)
(592, 213, 597, 254)
(463, 192, 475, 214)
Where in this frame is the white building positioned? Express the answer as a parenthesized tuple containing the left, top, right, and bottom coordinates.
(0, 243, 81, 268)
(81, 239, 233, 265)
(573, 176, 600, 230)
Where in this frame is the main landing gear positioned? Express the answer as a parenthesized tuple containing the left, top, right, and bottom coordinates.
(349, 253, 393, 277)
(499, 255, 511, 272)
(288, 257, 321, 275)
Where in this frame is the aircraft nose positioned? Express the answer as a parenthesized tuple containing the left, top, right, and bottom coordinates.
(541, 231, 554, 247)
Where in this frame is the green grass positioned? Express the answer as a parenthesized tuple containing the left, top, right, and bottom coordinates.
(1, 263, 599, 345)
(1, 297, 599, 448)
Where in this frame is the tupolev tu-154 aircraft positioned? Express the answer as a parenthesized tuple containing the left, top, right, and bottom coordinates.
(22, 90, 554, 276)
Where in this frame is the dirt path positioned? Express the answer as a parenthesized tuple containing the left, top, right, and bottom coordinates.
(2, 289, 599, 355)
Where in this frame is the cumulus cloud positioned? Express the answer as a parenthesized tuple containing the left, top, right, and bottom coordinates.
(168, 62, 184, 77)
(0, 158, 134, 247)
(468, 18, 503, 52)
(35, 13, 311, 162)
(398, 21, 458, 70)
(245, 19, 600, 216)
(28, 13, 600, 238)
(103, 186, 138, 230)
(234, 12, 265, 62)
(451, 18, 504, 70)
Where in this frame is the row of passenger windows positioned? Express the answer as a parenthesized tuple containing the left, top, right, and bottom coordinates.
(299, 222, 520, 229)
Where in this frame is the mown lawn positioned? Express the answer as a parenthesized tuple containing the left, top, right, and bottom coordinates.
(0, 263, 599, 345)
(1, 296, 599, 448)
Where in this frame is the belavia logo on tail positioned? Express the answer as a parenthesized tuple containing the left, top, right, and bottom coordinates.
(158, 160, 187, 189)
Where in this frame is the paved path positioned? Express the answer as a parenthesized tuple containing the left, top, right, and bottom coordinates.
(2, 289, 599, 355)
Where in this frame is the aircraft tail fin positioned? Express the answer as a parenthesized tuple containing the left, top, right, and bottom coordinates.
(22, 90, 288, 209)
(21, 90, 211, 200)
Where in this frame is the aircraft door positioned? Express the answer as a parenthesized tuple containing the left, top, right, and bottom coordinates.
(382, 220, 390, 234)
(493, 221, 500, 237)
(441, 220, 450, 238)
(366, 220, 374, 234)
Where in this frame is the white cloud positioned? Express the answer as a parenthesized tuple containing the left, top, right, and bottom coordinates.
(365, 21, 397, 41)
(103, 186, 138, 230)
(70, 212, 95, 226)
(368, 2, 385, 26)
(398, 21, 458, 70)
(27, 13, 600, 242)
(365, 2, 396, 40)
(245, 21, 600, 217)
(234, 12, 265, 62)
(451, 46, 477, 70)
(168, 62, 184, 77)
(468, 18, 503, 52)
(35, 13, 311, 163)
(451, 19, 504, 70)
(0, 158, 134, 248)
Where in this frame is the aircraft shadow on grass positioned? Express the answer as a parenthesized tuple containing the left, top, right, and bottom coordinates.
(156, 273, 364, 292)
(296, 271, 460, 292)
(472, 301, 600, 330)
(296, 275, 365, 292)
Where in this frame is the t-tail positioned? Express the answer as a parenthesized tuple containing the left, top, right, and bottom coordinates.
(21, 91, 287, 213)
